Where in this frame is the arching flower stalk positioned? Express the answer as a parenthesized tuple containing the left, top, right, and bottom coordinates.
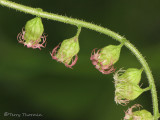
(51, 27, 81, 68)
(17, 17, 47, 49)
(90, 44, 123, 74)
(0, 1, 159, 119)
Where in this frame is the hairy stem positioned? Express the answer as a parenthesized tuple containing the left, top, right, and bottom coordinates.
(0, 0, 159, 119)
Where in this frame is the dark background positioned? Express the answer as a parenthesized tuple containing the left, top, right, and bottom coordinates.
(0, 0, 160, 120)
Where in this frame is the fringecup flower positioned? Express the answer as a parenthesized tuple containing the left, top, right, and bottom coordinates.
(51, 34, 80, 68)
(90, 44, 123, 74)
(124, 104, 153, 120)
(115, 82, 144, 105)
(17, 17, 47, 49)
(114, 68, 145, 105)
(51, 27, 81, 68)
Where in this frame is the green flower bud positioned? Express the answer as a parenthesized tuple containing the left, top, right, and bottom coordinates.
(51, 27, 81, 68)
(24, 17, 44, 42)
(90, 44, 123, 74)
(114, 68, 143, 85)
(17, 17, 47, 49)
(124, 104, 153, 120)
(115, 82, 144, 105)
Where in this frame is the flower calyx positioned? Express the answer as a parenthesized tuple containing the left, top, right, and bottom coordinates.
(51, 27, 81, 68)
(114, 68, 147, 105)
(115, 82, 144, 105)
(17, 17, 47, 49)
(114, 68, 143, 85)
(90, 44, 123, 74)
(124, 104, 153, 120)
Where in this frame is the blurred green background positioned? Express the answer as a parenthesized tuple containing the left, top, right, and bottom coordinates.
(0, 0, 160, 120)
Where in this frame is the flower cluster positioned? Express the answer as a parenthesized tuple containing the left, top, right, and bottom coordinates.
(17, 17, 125, 70)
(16, 14, 155, 120)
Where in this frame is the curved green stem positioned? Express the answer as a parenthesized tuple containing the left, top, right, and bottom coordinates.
(0, 0, 159, 119)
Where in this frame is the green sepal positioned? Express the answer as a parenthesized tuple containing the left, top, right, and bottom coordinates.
(132, 110, 153, 120)
(56, 36, 79, 64)
(116, 82, 144, 101)
(24, 17, 44, 42)
(98, 44, 123, 65)
(119, 68, 143, 85)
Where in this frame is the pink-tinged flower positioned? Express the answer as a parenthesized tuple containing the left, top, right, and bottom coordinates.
(124, 104, 153, 120)
(124, 104, 142, 120)
(51, 36, 79, 68)
(17, 28, 47, 50)
(90, 48, 115, 74)
(17, 17, 47, 50)
(90, 44, 123, 74)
